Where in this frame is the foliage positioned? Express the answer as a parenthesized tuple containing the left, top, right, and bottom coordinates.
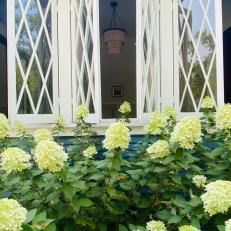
(1, 100, 231, 230)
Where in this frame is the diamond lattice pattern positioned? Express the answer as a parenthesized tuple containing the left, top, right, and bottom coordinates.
(72, 0, 96, 114)
(178, 0, 217, 112)
(15, 0, 53, 114)
(141, 0, 160, 113)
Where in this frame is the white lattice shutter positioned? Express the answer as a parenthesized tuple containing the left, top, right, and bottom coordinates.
(176, 0, 224, 112)
(71, 0, 101, 123)
(138, 0, 160, 121)
(8, 0, 58, 124)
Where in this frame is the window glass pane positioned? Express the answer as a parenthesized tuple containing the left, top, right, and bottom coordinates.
(0, 0, 7, 116)
(223, 0, 231, 103)
(178, 0, 217, 112)
(100, 0, 137, 118)
(15, 0, 53, 114)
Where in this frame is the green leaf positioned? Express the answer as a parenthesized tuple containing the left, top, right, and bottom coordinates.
(33, 211, 47, 223)
(172, 195, 187, 208)
(191, 217, 200, 229)
(118, 224, 128, 231)
(168, 215, 181, 224)
(25, 209, 37, 224)
(156, 210, 172, 221)
(44, 223, 56, 231)
(217, 225, 225, 231)
(188, 197, 202, 207)
(210, 146, 224, 157)
(62, 184, 77, 200)
(163, 155, 175, 165)
(79, 198, 94, 207)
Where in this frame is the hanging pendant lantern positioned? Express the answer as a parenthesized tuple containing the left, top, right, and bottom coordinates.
(103, 2, 126, 55)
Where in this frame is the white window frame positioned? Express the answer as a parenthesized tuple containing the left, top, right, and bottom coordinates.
(173, 0, 224, 115)
(7, 0, 59, 124)
(6, 0, 224, 128)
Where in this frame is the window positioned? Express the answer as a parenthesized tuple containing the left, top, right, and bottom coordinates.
(177, 0, 224, 112)
(0, 0, 7, 116)
(8, 0, 58, 123)
(6, 0, 224, 126)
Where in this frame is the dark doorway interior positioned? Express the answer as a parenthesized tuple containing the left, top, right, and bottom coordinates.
(99, 0, 136, 119)
(0, 0, 7, 116)
(223, 0, 231, 103)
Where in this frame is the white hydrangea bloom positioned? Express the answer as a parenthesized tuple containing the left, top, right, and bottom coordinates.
(201, 180, 231, 216)
(14, 121, 28, 134)
(225, 219, 231, 231)
(1, 147, 31, 173)
(144, 112, 168, 135)
(170, 116, 202, 149)
(55, 115, 65, 127)
(178, 225, 200, 231)
(118, 101, 132, 114)
(201, 96, 216, 109)
(34, 140, 68, 172)
(147, 140, 170, 159)
(216, 104, 231, 130)
(0, 198, 27, 231)
(103, 121, 130, 151)
(83, 146, 97, 159)
(192, 175, 207, 188)
(74, 104, 89, 121)
(164, 106, 176, 120)
(146, 220, 167, 231)
(0, 113, 9, 139)
(34, 128, 53, 143)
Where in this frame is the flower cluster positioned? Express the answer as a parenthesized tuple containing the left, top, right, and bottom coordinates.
(55, 115, 65, 128)
(225, 219, 231, 231)
(201, 180, 231, 216)
(170, 116, 202, 149)
(1, 147, 31, 173)
(0, 198, 27, 231)
(178, 225, 200, 231)
(147, 140, 170, 159)
(164, 106, 176, 120)
(34, 128, 53, 143)
(146, 220, 167, 231)
(192, 175, 207, 188)
(34, 140, 68, 172)
(201, 96, 216, 109)
(216, 104, 231, 130)
(14, 121, 28, 134)
(0, 113, 9, 139)
(103, 121, 130, 151)
(144, 112, 168, 135)
(118, 101, 132, 114)
(83, 146, 97, 159)
(74, 104, 89, 121)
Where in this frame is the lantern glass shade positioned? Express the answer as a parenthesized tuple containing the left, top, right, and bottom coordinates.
(103, 2, 126, 55)
(103, 28, 126, 55)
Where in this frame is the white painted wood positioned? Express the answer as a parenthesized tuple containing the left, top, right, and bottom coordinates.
(7, 0, 17, 124)
(71, 0, 100, 123)
(8, 0, 58, 124)
(58, 0, 73, 125)
(215, 0, 224, 107)
(138, 0, 160, 122)
(160, 0, 174, 110)
(176, 0, 224, 113)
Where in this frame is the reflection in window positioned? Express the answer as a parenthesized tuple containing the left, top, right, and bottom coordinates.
(15, 0, 53, 114)
(0, 0, 7, 116)
(178, 0, 217, 112)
